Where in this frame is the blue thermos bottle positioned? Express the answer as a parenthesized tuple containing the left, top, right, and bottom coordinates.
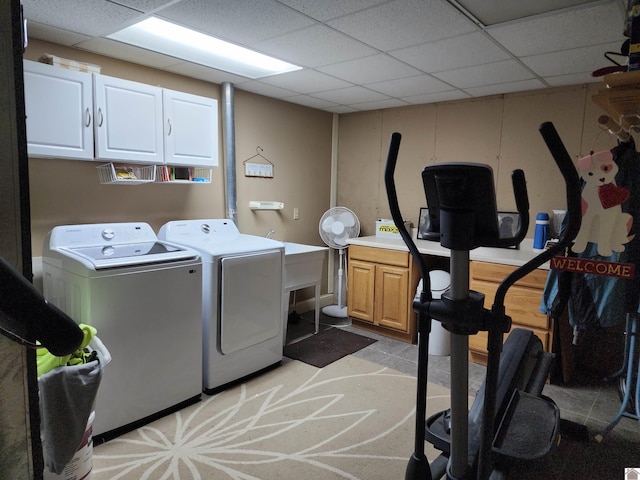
(533, 213, 549, 250)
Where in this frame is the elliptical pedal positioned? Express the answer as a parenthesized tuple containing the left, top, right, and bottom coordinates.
(492, 389, 560, 463)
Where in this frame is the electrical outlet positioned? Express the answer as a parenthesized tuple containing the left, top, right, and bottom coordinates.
(293, 207, 299, 220)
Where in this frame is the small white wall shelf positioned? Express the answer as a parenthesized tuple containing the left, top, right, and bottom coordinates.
(249, 201, 284, 210)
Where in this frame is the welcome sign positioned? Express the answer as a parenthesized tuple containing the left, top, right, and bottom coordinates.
(550, 256, 635, 279)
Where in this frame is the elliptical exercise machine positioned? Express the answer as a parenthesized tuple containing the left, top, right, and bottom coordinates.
(384, 122, 583, 480)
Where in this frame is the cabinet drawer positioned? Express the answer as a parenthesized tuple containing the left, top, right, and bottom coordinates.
(469, 327, 550, 356)
(470, 261, 549, 289)
(349, 245, 409, 267)
(471, 279, 549, 330)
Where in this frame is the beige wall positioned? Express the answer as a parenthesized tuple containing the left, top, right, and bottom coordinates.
(24, 40, 333, 255)
(24, 39, 622, 298)
(337, 84, 617, 238)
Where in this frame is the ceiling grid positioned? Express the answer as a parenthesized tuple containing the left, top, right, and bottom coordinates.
(22, 0, 626, 113)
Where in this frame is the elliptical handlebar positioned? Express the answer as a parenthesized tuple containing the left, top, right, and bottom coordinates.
(493, 122, 582, 308)
(492, 169, 529, 249)
(384, 132, 433, 302)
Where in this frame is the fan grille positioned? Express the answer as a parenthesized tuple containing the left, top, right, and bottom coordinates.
(319, 207, 360, 249)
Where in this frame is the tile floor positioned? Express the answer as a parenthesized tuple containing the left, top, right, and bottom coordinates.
(285, 309, 640, 465)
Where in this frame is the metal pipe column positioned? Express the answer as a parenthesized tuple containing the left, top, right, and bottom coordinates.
(221, 82, 237, 225)
(448, 249, 470, 479)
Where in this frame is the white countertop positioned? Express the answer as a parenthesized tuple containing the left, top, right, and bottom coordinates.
(347, 230, 550, 269)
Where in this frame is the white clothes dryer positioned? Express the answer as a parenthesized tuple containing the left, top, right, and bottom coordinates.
(42, 222, 202, 440)
(158, 219, 285, 393)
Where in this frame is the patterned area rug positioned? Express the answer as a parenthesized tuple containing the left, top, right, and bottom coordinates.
(92, 356, 450, 480)
(283, 328, 377, 367)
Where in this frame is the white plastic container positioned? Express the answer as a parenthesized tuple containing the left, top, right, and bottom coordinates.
(416, 270, 451, 356)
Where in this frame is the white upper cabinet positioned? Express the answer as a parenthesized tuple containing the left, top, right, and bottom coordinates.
(23, 62, 219, 170)
(23, 60, 94, 160)
(94, 75, 164, 164)
(163, 89, 218, 167)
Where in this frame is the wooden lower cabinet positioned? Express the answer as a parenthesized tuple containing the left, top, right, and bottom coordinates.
(347, 245, 420, 343)
(346, 245, 552, 356)
(468, 261, 552, 365)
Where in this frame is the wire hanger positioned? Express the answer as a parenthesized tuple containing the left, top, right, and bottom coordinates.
(243, 146, 274, 166)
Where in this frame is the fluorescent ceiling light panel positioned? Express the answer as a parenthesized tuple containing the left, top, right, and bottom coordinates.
(107, 17, 301, 79)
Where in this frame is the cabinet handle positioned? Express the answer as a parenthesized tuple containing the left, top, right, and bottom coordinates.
(97, 108, 103, 127)
(167, 118, 172, 136)
(85, 107, 91, 127)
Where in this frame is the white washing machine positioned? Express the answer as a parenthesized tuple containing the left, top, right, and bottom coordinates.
(158, 219, 285, 393)
(42, 222, 203, 439)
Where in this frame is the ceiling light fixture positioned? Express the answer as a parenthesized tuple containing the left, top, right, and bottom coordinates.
(107, 17, 302, 79)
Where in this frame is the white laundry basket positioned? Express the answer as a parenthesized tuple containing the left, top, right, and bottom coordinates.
(416, 270, 451, 356)
(43, 411, 95, 480)
(42, 336, 111, 480)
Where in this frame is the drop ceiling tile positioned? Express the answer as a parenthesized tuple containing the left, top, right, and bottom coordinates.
(259, 69, 353, 93)
(543, 72, 600, 86)
(351, 97, 412, 111)
(327, 0, 476, 51)
(521, 41, 623, 77)
(26, 22, 91, 47)
(456, 0, 602, 26)
(318, 54, 422, 84)
(433, 60, 534, 89)
(391, 32, 511, 73)
(164, 61, 248, 85)
(366, 75, 452, 97)
(464, 79, 546, 98)
(108, 0, 176, 12)
(326, 105, 359, 114)
(277, 0, 390, 21)
(76, 37, 182, 69)
(283, 95, 341, 110)
(237, 81, 300, 99)
(254, 25, 377, 68)
(311, 86, 389, 104)
(22, 0, 141, 37)
(402, 90, 470, 104)
(487, 2, 625, 57)
(156, 0, 315, 45)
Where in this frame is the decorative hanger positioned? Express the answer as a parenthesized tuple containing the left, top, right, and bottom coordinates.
(243, 146, 273, 166)
(598, 114, 631, 143)
(243, 146, 274, 178)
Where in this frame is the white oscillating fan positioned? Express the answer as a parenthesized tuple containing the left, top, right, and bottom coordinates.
(318, 207, 360, 318)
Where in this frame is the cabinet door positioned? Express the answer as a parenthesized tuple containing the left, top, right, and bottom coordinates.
(347, 260, 375, 323)
(23, 60, 93, 160)
(94, 74, 163, 164)
(375, 264, 410, 332)
(163, 89, 218, 167)
(468, 261, 551, 364)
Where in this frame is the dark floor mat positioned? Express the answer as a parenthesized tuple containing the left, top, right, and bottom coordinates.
(283, 327, 377, 368)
